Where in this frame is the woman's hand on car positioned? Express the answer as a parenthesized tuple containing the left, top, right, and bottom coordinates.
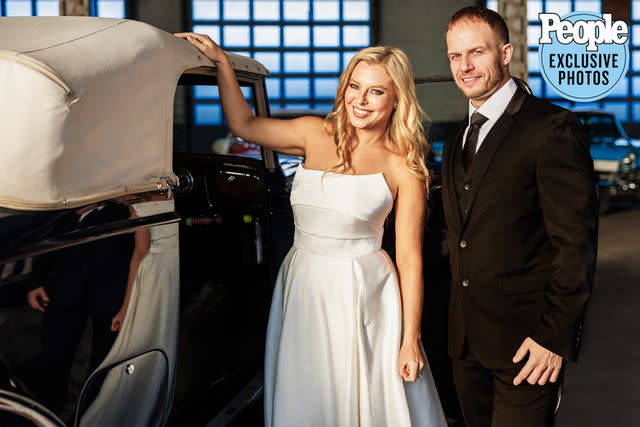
(175, 30, 312, 157)
(174, 32, 228, 64)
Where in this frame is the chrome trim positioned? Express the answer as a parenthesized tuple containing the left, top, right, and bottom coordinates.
(0, 211, 179, 264)
(205, 371, 263, 427)
(0, 390, 65, 427)
(173, 169, 195, 195)
(219, 171, 263, 183)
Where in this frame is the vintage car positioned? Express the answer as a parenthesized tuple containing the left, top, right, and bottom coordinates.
(575, 111, 640, 212)
(0, 16, 295, 427)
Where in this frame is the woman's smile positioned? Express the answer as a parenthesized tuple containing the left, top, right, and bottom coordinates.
(344, 61, 397, 130)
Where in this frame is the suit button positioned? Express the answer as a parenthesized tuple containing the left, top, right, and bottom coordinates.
(464, 184, 471, 191)
(460, 240, 467, 248)
(462, 279, 470, 287)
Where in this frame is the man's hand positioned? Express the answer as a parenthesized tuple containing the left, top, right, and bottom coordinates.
(27, 287, 49, 312)
(513, 337, 563, 386)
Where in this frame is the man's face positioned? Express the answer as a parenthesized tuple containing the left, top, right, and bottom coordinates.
(446, 19, 511, 107)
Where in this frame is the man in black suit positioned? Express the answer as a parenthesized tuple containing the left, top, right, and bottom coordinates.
(441, 7, 598, 426)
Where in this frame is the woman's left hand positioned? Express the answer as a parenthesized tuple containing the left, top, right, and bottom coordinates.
(398, 339, 426, 382)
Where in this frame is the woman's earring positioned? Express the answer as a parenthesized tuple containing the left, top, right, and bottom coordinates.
(393, 103, 398, 109)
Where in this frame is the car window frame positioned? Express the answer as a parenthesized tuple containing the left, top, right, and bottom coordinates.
(177, 68, 277, 172)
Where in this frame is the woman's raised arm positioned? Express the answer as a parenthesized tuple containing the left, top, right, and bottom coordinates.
(175, 32, 322, 156)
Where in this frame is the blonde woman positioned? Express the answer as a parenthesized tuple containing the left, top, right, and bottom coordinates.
(176, 32, 446, 427)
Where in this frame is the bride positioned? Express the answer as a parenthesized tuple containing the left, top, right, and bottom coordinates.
(176, 32, 446, 427)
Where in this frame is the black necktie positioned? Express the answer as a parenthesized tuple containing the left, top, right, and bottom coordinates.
(462, 111, 488, 171)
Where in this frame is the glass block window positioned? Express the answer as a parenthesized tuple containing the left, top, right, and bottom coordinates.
(93, 0, 126, 18)
(1, 1, 127, 18)
(189, 0, 375, 114)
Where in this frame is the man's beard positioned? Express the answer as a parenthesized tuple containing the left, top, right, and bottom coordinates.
(458, 65, 504, 101)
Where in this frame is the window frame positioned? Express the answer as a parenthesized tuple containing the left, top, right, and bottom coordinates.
(177, 68, 277, 170)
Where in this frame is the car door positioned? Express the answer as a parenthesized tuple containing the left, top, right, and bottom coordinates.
(0, 196, 180, 427)
(168, 70, 292, 425)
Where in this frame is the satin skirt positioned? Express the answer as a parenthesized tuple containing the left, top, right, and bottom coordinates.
(264, 233, 447, 427)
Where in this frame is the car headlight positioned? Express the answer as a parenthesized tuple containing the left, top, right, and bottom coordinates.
(622, 152, 635, 164)
(621, 153, 636, 170)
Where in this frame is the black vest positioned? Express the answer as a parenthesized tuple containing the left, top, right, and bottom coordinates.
(453, 134, 475, 220)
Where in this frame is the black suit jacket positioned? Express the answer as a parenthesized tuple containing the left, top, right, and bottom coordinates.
(441, 87, 598, 369)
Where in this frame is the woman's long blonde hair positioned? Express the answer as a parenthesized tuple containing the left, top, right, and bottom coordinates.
(325, 46, 430, 190)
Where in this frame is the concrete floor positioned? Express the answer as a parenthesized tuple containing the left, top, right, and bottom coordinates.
(232, 203, 640, 427)
(556, 203, 640, 427)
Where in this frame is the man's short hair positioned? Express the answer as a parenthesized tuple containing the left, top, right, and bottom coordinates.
(445, 6, 510, 45)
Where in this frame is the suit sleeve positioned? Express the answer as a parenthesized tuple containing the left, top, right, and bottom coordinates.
(532, 110, 598, 362)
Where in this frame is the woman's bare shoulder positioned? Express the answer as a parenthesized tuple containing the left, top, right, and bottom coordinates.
(385, 151, 410, 177)
(385, 152, 424, 193)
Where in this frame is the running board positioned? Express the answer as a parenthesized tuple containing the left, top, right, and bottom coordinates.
(205, 370, 263, 427)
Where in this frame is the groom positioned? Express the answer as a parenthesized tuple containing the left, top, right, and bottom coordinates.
(440, 6, 598, 426)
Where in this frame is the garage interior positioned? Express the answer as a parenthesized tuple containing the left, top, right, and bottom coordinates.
(2, 1, 638, 426)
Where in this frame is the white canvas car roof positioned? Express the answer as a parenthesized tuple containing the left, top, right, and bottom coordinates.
(0, 17, 268, 211)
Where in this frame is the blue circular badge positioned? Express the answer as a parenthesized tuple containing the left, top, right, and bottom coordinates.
(539, 12, 629, 102)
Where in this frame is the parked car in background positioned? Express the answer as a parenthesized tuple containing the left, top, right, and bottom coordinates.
(575, 111, 640, 212)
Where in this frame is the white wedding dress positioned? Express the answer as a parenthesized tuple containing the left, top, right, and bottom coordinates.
(264, 165, 447, 427)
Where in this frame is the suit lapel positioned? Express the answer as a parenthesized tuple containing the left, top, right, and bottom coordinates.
(443, 119, 467, 232)
(462, 88, 528, 229)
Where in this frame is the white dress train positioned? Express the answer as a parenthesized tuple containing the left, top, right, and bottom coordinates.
(264, 165, 447, 426)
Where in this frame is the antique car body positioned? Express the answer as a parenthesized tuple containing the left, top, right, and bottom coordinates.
(0, 16, 292, 426)
(575, 111, 640, 212)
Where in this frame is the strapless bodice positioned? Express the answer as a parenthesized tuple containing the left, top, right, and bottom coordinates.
(290, 165, 393, 256)
(266, 165, 447, 427)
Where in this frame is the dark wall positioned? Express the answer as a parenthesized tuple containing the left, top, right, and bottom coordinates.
(379, 0, 478, 124)
(132, 0, 185, 33)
